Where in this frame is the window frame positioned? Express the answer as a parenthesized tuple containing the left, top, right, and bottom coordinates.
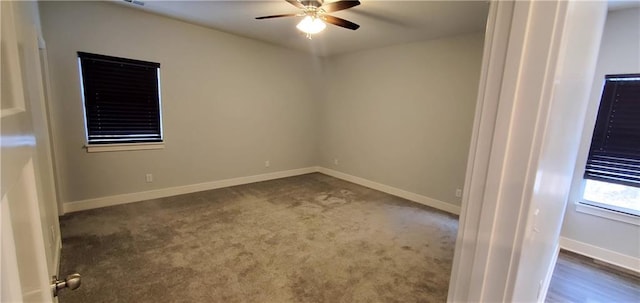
(577, 197, 640, 227)
(77, 52, 164, 152)
(583, 74, 640, 187)
(578, 73, 640, 224)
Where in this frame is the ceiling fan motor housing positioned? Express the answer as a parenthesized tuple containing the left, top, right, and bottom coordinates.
(301, 1, 323, 8)
(256, 0, 361, 31)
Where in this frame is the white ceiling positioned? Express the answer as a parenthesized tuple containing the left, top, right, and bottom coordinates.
(111, 0, 490, 57)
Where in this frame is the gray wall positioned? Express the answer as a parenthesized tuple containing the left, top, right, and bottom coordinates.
(319, 34, 484, 206)
(40, 1, 484, 211)
(562, 8, 640, 258)
(40, 1, 320, 203)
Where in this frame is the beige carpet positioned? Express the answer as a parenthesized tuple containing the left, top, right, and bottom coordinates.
(59, 173, 459, 302)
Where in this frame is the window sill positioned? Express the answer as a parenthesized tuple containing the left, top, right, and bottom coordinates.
(85, 142, 164, 153)
(576, 201, 640, 226)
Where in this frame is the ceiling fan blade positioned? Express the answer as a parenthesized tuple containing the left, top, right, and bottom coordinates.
(322, 15, 360, 30)
(255, 13, 299, 20)
(322, 0, 360, 13)
(285, 0, 304, 9)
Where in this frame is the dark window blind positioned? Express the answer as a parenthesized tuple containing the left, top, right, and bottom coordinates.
(78, 52, 162, 144)
(585, 74, 640, 187)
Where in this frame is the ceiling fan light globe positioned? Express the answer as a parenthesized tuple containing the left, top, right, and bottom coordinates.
(296, 16, 326, 34)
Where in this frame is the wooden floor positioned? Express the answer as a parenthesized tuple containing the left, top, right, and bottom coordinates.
(546, 250, 640, 303)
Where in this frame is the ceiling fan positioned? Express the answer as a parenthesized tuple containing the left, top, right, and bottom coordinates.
(255, 0, 361, 38)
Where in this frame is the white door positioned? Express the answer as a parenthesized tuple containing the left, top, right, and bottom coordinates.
(1, 1, 61, 302)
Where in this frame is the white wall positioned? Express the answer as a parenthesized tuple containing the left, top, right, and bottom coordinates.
(39, 1, 321, 205)
(41, 1, 485, 214)
(561, 7, 640, 265)
(320, 34, 484, 208)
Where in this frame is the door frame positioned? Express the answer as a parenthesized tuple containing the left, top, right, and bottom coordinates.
(448, 0, 608, 302)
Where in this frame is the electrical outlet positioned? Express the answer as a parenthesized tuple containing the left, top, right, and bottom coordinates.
(455, 188, 462, 198)
(146, 173, 153, 183)
(334, 159, 339, 166)
(265, 160, 270, 168)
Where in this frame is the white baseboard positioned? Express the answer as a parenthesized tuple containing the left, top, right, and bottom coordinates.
(63, 167, 317, 213)
(316, 167, 460, 215)
(63, 166, 461, 217)
(559, 236, 640, 273)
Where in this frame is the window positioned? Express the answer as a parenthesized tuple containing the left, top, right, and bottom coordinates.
(582, 74, 640, 218)
(78, 52, 163, 151)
